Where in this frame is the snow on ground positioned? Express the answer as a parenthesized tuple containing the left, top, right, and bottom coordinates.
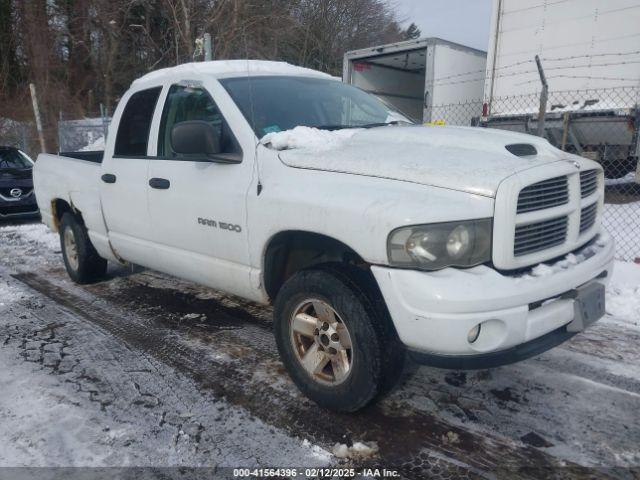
(606, 260, 640, 330)
(260, 126, 361, 151)
(0, 275, 22, 308)
(0, 223, 334, 469)
(1, 221, 640, 473)
(0, 345, 118, 466)
(1, 222, 61, 251)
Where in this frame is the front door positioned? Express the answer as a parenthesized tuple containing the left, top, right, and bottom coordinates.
(145, 81, 255, 296)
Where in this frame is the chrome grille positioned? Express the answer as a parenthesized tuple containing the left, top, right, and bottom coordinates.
(580, 170, 598, 198)
(514, 216, 568, 257)
(517, 176, 569, 213)
(580, 203, 597, 233)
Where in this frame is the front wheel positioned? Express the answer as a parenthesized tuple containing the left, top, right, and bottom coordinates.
(274, 265, 404, 412)
(60, 212, 107, 284)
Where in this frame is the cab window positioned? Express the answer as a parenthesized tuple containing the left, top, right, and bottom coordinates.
(114, 87, 162, 156)
(158, 84, 240, 158)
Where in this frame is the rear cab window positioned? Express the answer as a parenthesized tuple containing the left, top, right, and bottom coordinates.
(114, 87, 162, 157)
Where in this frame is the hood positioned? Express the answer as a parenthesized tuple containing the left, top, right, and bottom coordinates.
(276, 126, 570, 197)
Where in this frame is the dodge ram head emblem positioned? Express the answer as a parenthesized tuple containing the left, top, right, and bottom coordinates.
(10, 188, 22, 198)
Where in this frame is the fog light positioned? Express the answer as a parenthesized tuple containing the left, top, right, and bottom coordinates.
(467, 324, 481, 343)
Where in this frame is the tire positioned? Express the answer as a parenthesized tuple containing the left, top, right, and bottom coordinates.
(59, 212, 107, 284)
(274, 264, 405, 412)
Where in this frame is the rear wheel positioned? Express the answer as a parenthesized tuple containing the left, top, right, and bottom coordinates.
(60, 212, 107, 284)
(274, 264, 404, 411)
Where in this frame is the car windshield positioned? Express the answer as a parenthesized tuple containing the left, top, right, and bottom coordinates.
(0, 149, 32, 169)
(219, 75, 412, 138)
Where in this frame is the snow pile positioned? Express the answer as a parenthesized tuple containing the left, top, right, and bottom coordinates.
(517, 236, 607, 280)
(261, 126, 361, 151)
(331, 441, 379, 459)
(79, 135, 105, 151)
(301, 439, 332, 461)
(604, 171, 636, 186)
(606, 261, 640, 329)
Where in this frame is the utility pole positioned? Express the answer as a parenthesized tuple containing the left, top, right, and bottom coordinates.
(535, 55, 548, 138)
(204, 33, 213, 61)
(29, 83, 47, 153)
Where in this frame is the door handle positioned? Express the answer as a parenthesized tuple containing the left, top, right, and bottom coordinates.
(101, 173, 116, 184)
(149, 177, 170, 189)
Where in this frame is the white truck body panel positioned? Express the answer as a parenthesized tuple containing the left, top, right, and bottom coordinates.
(485, 0, 640, 106)
(429, 43, 487, 111)
(343, 38, 487, 124)
(34, 60, 614, 360)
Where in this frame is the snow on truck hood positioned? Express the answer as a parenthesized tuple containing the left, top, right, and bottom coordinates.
(262, 126, 568, 197)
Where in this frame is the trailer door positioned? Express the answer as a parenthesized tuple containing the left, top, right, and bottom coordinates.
(347, 48, 428, 122)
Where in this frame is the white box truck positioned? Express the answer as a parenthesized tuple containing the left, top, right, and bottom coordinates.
(482, 0, 640, 179)
(343, 38, 487, 125)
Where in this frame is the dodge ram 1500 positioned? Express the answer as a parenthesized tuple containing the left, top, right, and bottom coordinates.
(34, 60, 614, 411)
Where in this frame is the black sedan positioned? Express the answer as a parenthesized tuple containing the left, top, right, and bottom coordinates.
(0, 146, 39, 220)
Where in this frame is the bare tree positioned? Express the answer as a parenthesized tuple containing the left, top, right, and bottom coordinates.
(0, 0, 417, 150)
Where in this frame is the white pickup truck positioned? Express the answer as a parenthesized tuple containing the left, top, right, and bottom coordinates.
(34, 60, 614, 411)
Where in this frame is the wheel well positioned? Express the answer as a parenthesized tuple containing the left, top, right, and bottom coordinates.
(51, 199, 81, 230)
(263, 231, 368, 301)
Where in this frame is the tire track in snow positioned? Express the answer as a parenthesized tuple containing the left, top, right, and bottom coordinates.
(12, 270, 601, 479)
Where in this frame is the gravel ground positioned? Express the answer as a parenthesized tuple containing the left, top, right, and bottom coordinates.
(0, 220, 639, 479)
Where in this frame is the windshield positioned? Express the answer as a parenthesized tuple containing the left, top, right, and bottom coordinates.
(219, 76, 411, 138)
(0, 149, 33, 169)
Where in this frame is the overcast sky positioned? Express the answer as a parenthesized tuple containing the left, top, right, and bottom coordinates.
(395, 0, 494, 51)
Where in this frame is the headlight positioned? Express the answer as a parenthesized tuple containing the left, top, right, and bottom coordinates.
(387, 219, 492, 270)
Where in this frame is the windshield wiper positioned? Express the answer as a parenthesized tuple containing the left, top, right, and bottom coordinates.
(358, 120, 409, 128)
(315, 121, 408, 131)
(314, 124, 362, 131)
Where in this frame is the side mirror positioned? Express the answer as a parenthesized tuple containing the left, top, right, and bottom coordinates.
(171, 120, 221, 156)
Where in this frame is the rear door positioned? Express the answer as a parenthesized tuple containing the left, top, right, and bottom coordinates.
(99, 86, 162, 264)
(145, 80, 256, 296)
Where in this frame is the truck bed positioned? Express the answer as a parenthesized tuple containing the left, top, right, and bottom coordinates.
(33, 152, 106, 237)
(58, 150, 104, 164)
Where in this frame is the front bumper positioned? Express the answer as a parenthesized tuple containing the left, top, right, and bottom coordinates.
(372, 231, 615, 367)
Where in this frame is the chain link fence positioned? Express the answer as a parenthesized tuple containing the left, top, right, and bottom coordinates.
(1, 113, 111, 157)
(0, 117, 39, 158)
(57, 114, 110, 152)
(429, 87, 640, 262)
